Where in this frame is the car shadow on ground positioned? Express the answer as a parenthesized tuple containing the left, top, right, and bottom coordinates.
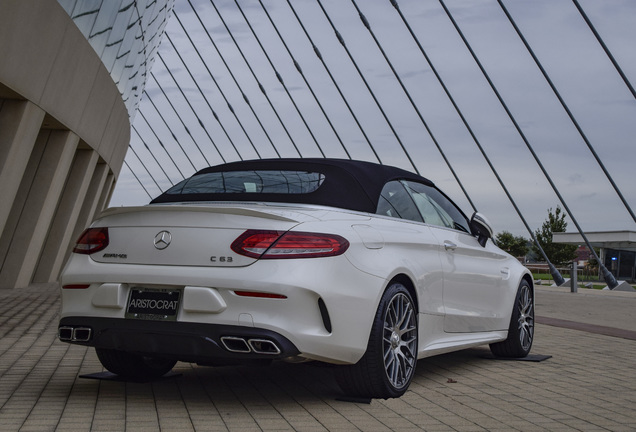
(84, 347, 502, 405)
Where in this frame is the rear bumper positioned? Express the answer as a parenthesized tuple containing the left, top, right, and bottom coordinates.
(58, 316, 299, 364)
(60, 256, 387, 364)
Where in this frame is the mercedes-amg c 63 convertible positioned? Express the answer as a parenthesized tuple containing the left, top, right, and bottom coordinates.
(58, 158, 534, 399)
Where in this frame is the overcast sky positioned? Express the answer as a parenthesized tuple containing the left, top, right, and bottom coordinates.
(110, 0, 636, 238)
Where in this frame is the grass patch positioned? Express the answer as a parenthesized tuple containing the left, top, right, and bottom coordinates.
(532, 273, 554, 281)
(530, 271, 607, 289)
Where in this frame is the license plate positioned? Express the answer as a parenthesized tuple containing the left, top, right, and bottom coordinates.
(126, 288, 180, 321)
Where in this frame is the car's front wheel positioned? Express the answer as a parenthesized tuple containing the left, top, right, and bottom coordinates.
(96, 348, 177, 381)
(336, 282, 418, 399)
(490, 279, 534, 358)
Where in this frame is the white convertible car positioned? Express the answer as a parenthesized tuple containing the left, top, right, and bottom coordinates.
(59, 158, 534, 399)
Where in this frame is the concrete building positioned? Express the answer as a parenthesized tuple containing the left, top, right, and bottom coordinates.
(0, 0, 172, 288)
(553, 231, 636, 283)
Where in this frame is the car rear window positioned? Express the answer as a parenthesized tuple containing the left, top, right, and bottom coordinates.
(164, 170, 326, 195)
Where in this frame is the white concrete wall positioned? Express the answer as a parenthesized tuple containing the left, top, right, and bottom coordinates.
(0, 0, 131, 288)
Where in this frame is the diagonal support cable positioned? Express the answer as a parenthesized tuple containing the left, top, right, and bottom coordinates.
(315, 0, 419, 174)
(499, 0, 635, 225)
(285, 0, 381, 164)
(572, 0, 636, 101)
(258, 0, 350, 159)
(168, 18, 259, 159)
(164, 33, 244, 161)
(352, 0, 475, 211)
(156, 51, 221, 165)
(127, 144, 161, 193)
(124, 160, 153, 200)
(389, 0, 562, 282)
(206, 0, 302, 157)
(186, 0, 280, 158)
(440, 0, 618, 288)
(232, 0, 326, 158)
(131, 124, 174, 185)
(144, 79, 198, 172)
(135, 110, 186, 181)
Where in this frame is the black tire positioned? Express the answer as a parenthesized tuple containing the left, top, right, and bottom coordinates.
(490, 279, 534, 358)
(335, 282, 418, 399)
(95, 348, 177, 381)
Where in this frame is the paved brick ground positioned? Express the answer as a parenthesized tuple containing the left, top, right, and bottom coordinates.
(1, 283, 635, 431)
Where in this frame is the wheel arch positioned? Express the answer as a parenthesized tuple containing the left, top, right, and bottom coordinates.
(521, 272, 534, 292)
(509, 272, 534, 314)
(335, 272, 420, 399)
(519, 272, 535, 302)
(490, 270, 535, 358)
(386, 273, 418, 314)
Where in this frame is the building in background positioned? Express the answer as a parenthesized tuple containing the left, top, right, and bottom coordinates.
(553, 231, 636, 283)
(0, 0, 173, 288)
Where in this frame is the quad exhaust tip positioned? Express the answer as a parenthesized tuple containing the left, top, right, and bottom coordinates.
(248, 338, 281, 355)
(58, 326, 92, 342)
(221, 336, 281, 355)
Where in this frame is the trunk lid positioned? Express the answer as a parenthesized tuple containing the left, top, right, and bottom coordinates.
(88, 204, 313, 267)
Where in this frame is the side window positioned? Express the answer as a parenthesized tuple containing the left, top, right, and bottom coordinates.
(404, 181, 470, 233)
(376, 181, 423, 223)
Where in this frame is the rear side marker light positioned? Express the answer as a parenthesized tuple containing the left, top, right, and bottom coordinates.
(234, 291, 287, 299)
(73, 227, 109, 255)
(231, 230, 349, 259)
(62, 284, 90, 289)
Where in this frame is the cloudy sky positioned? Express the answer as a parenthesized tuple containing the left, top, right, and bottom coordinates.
(111, 0, 636, 238)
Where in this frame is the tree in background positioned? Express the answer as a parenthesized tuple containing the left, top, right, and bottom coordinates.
(532, 206, 578, 266)
(495, 231, 529, 258)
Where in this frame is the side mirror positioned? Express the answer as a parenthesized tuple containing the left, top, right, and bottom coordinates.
(470, 212, 493, 247)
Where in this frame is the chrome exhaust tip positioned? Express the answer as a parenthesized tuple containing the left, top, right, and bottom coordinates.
(58, 326, 92, 342)
(58, 326, 74, 341)
(248, 339, 281, 355)
(73, 327, 92, 342)
(220, 336, 281, 355)
(221, 336, 251, 353)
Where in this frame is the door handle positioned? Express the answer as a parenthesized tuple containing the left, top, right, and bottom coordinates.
(444, 241, 457, 251)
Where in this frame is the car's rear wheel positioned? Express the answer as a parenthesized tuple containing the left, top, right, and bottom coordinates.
(490, 279, 534, 358)
(336, 282, 418, 399)
(95, 348, 177, 380)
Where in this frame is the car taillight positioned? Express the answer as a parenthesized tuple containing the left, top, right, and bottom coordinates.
(231, 230, 284, 258)
(231, 230, 349, 259)
(73, 227, 109, 255)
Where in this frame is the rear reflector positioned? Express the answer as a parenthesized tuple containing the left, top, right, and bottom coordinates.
(62, 284, 90, 289)
(231, 230, 349, 259)
(73, 227, 109, 255)
(234, 290, 287, 299)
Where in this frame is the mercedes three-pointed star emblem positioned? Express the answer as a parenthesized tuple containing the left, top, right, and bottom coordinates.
(154, 230, 172, 250)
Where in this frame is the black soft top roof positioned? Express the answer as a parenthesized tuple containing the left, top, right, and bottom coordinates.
(150, 158, 434, 213)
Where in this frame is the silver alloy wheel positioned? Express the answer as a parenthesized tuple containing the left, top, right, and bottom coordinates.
(382, 292, 417, 390)
(517, 284, 534, 351)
